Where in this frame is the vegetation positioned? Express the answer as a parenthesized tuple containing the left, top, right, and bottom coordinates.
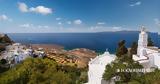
(141, 69, 160, 84)
(0, 59, 7, 65)
(104, 40, 143, 83)
(0, 58, 87, 84)
(116, 40, 128, 57)
(0, 34, 13, 52)
(129, 42, 138, 59)
(103, 39, 160, 84)
(130, 42, 138, 55)
(148, 37, 154, 46)
(0, 59, 9, 73)
(103, 54, 143, 83)
(0, 36, 158, 84)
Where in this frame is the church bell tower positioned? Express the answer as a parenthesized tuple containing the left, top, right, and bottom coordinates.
(137, 26, 148, 56)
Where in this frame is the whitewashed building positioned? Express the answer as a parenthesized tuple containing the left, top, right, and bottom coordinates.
(86, 27, 160, 84)
(1, 43, 33, 64)
(86, 50, 116, 84)
(133, 27, 160, 68)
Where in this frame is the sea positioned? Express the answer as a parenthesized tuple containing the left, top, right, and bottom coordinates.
(7, 31, 160, 54)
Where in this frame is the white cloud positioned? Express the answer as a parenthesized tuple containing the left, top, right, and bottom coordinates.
(29, 6, 52, 15)
(67, 21, 71, 24)
(56, 18, 61, 20)
(18, 2, 28, 12)
(43, 25, 49, 28)
(97, 22, 105, 25)
(112, 26, 122, 30)
(74, 19, 82, 24)
(0, 15, 8, 21)
(90, 26, 101, 30)
(38, 25, 49, 28)
(19, 24, 50, 28)
(18, 2, 52, 15)
(154, 18, 160, 27)
(130, 1, 141, 7)
(19, 23, 32, 28)
(90, 25, 123, 32)
(0, 14, 12, 22)
(58, 22, 62, 25)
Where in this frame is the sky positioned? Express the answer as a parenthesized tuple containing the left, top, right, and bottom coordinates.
(0, 0, 159, 33)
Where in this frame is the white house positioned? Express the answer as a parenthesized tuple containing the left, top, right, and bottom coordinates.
(1, 43, 33, 64)
(133, 27, 160, 68)
(87, 50, 116, 84)
(86, 27, 160, 84)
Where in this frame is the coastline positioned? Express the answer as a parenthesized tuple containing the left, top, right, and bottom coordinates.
(30, 44, 64, 51)
(30, 43, 105, 54)
(28, 43, 97, 68)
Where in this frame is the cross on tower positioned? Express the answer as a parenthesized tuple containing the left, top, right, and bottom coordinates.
(141, 26, 146, 32)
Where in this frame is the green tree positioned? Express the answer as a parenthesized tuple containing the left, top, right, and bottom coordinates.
(130, 42, 138, 55)
(104, 39, 160, 83)
(116, 40, 128, 57)
(0, 59, 7, 64)
(141, 69, 160, 84)
(129, 42, 138, 59)
(103, 55, 143, 83)
(0, 58, 85, 84)
(147, 37, 154, 46)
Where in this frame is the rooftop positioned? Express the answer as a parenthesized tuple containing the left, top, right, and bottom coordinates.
(147, 46, 160, 52)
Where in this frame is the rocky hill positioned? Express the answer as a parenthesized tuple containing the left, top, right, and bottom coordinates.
(0, 34, 13, 43)
(36, 45, 97, 68)
(67, 48, 97, 68)
(0, 34, 13, 52)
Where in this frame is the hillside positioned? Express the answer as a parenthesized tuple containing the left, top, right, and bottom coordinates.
(32, 44, 97, 68)
(0, 34, 13, 43)
(0, 58, 87, 84)
(67, 48, 97, 68)
(0, 34, 13, 52)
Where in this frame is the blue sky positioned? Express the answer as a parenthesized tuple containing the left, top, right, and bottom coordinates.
(0, 0, 159, 33)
